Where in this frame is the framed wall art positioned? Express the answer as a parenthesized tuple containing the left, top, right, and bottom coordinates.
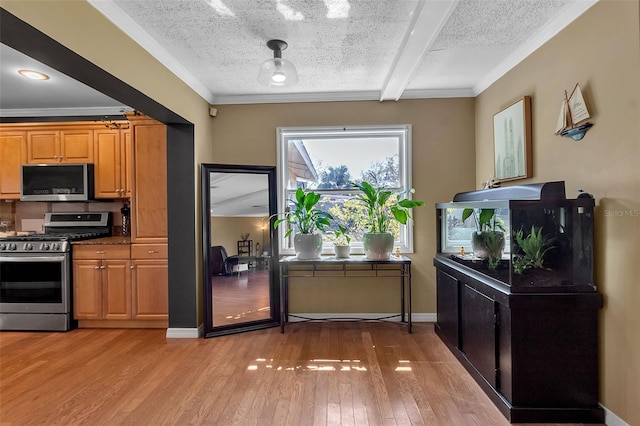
(493, 96, 532, 181)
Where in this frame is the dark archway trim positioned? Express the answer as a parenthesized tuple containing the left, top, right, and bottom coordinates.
(0, 8, 198, 329)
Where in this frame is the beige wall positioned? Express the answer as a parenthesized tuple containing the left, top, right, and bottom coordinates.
(475, 1, 640, 423)
(210, 216, 268, 256)
(210, 99, 476, 313)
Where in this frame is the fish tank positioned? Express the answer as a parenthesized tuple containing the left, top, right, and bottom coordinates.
(435, 181, 596, 292)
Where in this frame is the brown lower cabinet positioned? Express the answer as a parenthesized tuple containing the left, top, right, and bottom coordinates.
(73, 243, 167, 328)
(434, 256, 604, 423)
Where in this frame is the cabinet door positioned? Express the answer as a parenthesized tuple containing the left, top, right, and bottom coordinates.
(102, 259, 132, 320)
(131, 124, 167, 243)
(60, 130, 93, 163)
(73, 260, 102, 319)
(131, 259, 168, 320)
(27, 131, 59, 163)
(121, 129, 132, 197)
(0, 132, 26, 199)
(94, 129, 122, 198)
(461, 284, 497, 388)
(436, 269, 460, 347)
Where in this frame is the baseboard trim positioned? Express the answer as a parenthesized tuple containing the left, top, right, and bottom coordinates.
(602, 404, 630, 426)
(288, 313, 436, 323)
(165, 324, 204, 338)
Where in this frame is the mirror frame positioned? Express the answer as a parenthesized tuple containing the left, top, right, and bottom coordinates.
(201, 163, 280, 337)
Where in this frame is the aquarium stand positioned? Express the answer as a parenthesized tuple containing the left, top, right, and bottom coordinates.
(434, 256, 604, 423)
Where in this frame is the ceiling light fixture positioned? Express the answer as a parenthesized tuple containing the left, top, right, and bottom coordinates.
(257, 39, 298, 88)
(18, 69, 49, 80)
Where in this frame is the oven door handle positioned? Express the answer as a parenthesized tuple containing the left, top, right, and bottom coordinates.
(0, 255, 66, 262)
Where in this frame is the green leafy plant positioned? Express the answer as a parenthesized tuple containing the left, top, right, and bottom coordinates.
(352, 181, 424, 233)
(329, 225, 351, 246)
(462, 208, 505, 232)
(513, 225, 555, 273)
(273, 188, 332, 237)
(483, 231, 505, 270)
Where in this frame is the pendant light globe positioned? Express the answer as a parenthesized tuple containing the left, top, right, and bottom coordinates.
(257, 39, 299, 88)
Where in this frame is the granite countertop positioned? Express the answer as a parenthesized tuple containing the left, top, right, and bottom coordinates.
(72, 236, 131, 245)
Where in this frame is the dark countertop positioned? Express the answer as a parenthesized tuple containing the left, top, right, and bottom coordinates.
(71, 236, 131, 245)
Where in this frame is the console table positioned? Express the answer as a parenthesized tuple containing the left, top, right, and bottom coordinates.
(279, 255, 412, 333)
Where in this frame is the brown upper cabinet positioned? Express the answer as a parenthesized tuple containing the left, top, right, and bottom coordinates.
(0, 131, 27, 199)
(93, 128, 132, 199)
(27, 128, 94, 164)
(129, 117, 167, 243)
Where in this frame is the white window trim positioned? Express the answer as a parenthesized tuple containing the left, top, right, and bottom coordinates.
(276, 125, 414, 256)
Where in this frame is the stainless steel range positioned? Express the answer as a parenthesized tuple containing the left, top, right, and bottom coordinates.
(0, 212, 111, 331)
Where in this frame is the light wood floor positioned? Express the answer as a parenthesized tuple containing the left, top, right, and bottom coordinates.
(212, 270, 270, 326)
(0, 323, 602, 426)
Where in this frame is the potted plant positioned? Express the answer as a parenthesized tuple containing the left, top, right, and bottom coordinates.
(462, 208, 505, 269)
(329, 225, 351, 258)
(273, 188, 332, 260)
(353, 181, 424, 260)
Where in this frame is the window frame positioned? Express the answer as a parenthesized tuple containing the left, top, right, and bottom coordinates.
(276, 125, 414, 256)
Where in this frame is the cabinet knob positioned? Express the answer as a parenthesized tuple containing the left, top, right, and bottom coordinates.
(148, 250, 158, 254)
(94, 266, 100, 269)
(100, 266, 105, 269)
(96, 250, 105, 254)
(130, 266, 135, 269)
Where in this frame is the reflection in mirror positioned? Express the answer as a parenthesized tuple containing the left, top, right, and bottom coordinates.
(202, 165, 279, 337)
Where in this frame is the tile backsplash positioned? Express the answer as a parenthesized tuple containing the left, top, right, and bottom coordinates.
(3, 199, 127, 235)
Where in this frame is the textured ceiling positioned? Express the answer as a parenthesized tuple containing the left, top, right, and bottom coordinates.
(91, 0, 591, 104)
(0, 0, 598, 116)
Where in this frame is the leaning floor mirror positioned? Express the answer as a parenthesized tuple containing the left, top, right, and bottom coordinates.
(201, 164, 280, 337)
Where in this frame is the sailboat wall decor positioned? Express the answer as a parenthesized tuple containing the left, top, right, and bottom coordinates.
(555, 83, 594, 141)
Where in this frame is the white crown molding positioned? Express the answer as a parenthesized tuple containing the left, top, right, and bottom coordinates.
(0, 106, 131, 118)
(473, 0, 600, 96)
(400, 88, 475, 99)
(213, 88, 472, 105)
(213, 90, 381, 105)
(380, 0, 460, 101)
(87, 0, 216, 104)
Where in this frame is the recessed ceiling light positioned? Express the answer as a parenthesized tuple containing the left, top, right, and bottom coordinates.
(18, 69, 49, 80)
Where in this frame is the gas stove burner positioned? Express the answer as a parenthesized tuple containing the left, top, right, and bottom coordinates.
(0, 211, 112, 253)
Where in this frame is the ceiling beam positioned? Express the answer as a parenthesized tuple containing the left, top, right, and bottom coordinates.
(379, 0, 460, 102)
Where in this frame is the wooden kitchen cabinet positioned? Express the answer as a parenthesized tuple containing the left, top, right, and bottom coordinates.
(0, 131, 26, 199)
(131, 243, 168, 320)
(72, 244, 131, 321)
(131, 259, 168, 320)
(130, 119, 167, 243)
(73, 258, 131, 320)
(93, 128, 132, 198)
(73, 242, 167, 326)
(26, 129, 94, 163)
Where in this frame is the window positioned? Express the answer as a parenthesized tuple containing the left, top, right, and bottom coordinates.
(276, 125, 414, 255)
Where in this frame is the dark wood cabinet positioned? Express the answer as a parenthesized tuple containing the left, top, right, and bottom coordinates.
(461, 283, 497, 389)
(434, 256, 604, 423)
(435, 269, 459, 347)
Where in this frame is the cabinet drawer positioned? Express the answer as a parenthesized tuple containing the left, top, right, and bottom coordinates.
(73, 245, 130, 260)
(131, 244, 168, 259)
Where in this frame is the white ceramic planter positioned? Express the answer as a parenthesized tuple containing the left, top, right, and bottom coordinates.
(363, 232, 394, 260)
(333, 245, 351, 258)
(294, 233, 323, 260)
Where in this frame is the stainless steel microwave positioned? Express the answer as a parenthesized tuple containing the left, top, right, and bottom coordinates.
(21, 164, 94, 202)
